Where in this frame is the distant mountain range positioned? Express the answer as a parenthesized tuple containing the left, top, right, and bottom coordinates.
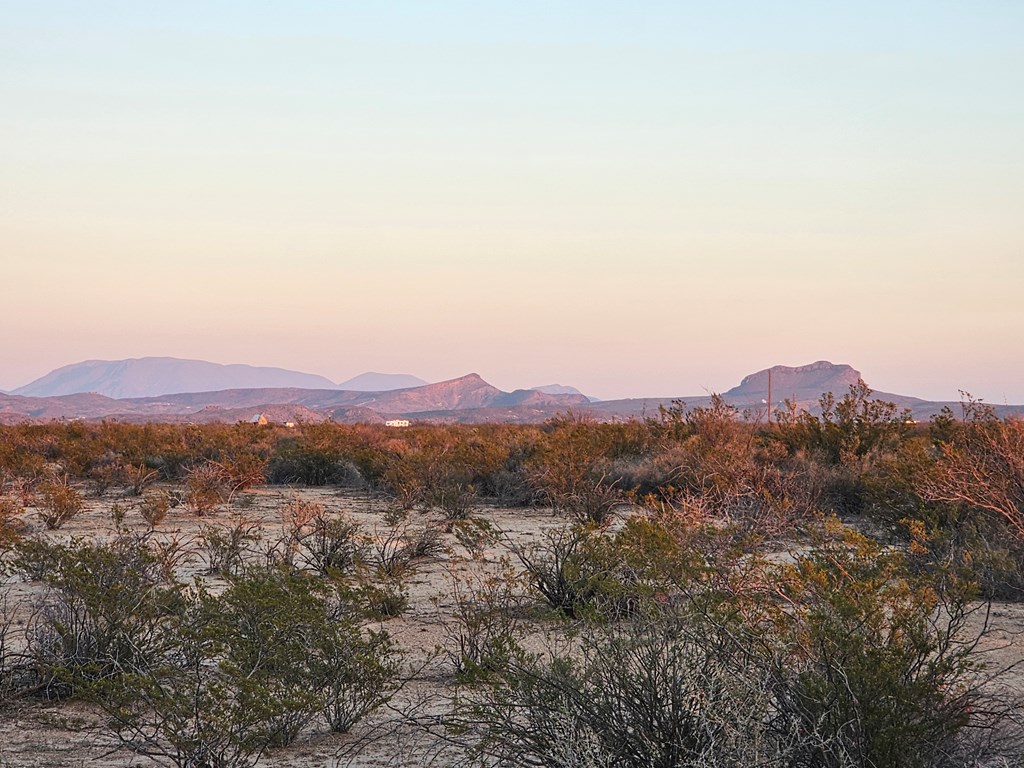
(14, 358, 336, 398)
(0, 372, 591, 425)
(2, 359, 1021, 425)
(13, 358, 428, 399)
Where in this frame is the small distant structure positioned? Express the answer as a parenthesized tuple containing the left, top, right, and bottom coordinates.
(249, 413, 269, 426)
(284, 421, 297, 429)
(385, 419, 411, 428)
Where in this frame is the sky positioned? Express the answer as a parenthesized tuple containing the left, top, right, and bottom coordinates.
(2, 1, 1023, 402)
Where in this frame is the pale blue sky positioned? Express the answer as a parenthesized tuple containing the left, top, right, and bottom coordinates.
(2, 2, 1022, 401)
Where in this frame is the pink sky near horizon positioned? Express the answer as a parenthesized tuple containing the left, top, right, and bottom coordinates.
(2, 3, 1022, 403)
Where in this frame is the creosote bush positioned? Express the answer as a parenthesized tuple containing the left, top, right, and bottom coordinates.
(508, 524, 642, 621)
(37, 475, 85, 530)
(184, 461, 231, 514)
(100, 569, 400, 767)
(0, 496, 27, 551)
(454, 621, 784, 768)
(137, 489, 170, 528)
(18, 535, 182, 700)
(450, 524, 1021, 768)
(440, 561, 525, 682)
(200, 516, 262, 576)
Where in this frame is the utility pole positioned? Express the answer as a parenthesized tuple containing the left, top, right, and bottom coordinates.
(767, 368, 772, 425)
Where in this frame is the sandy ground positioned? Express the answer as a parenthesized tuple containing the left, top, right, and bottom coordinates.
(1, 486, 1022, 767)
(0, 487, 568, 767)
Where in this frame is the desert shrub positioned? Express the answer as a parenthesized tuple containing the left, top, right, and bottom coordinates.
(764, 529, 1014, 768)
(429, 477, 477, 525)
(37, 475, 85, 530)
(440, 563, 525, 682)
(184, 461, 231, 514)
(358, 579, 409, 619)
(918, 404, 1024, 538)
(452, 517, 500, 561)
(266, 443, 363, 487)
(200, 517, 263, 576)
(452, 619, 786, 768)
(298, 513, 364, 577)
(376, 426, 524, 518)
(470, 428, 544, 507)
(508, 525, 640, 621)
(272, 496, 321, 570)
(147, 451, 192, 482)
(102, 570, 400, 766)
(449, 526, 1022, 768)
(0, 584, 37, 702)
(367, 520, 444, 581)
(85, 453, 123, 497)
(620, 397, 823, 531)
(478, 467, 539, 507)
(772, 380, 913, 467)
(406, 522, 447, 560)
(375, 436, 468, 517)
(0, 496, 27, 552)
(218, 453, 268, 493)
(885, 404, 1024, 600)
(137, 490, 170, 528)
(123, 463, 160, 497)
(271, 497, 366, 577)
(368, 523, 416, 580)
(21, 536, 182, 699)
(318, 626, 400, 733)
(144, 533, 197, 585)
(607, 507, 763, 619)
(527, 415, 625, 527)
(900, 506, 1024, 602)
(206, 572, 324, 746)
(11, 536, 63, 581)
(8, 474, 41, 509)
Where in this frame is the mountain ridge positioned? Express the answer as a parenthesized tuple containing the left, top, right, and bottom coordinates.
(725, 361, 864, 403)
(12, 357, 431, 399)
(14, 357, 338, 398)
(3, 360, 1022, 425)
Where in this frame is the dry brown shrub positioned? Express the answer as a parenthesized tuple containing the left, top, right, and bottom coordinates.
(124, 464, 160, 496)
(920, 414, 1024, 539)
(0, 495, 28, 549)
(137, 491, 170, 528)
(38, 476, 85, 530)
(183, 462, 230, 515)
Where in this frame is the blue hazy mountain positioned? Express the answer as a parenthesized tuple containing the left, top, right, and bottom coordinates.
(13, 357, 339, 399)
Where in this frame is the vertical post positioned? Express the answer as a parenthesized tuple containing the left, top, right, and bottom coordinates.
(767, 368, 772, 425)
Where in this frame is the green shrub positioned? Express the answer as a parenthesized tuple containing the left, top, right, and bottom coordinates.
(454, 620, 783, 768)
(102, 570, 400, 765)
(295, 511, 364, 577)
(200, 517, 262, 576)
(451, 525, 1022, 768)
(20, 536, 182, 699)
(266, 445, 363, 486)
(766, 531, 999, 768)
(508, 525, 642, 621)
(440, 563, 525, 683)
